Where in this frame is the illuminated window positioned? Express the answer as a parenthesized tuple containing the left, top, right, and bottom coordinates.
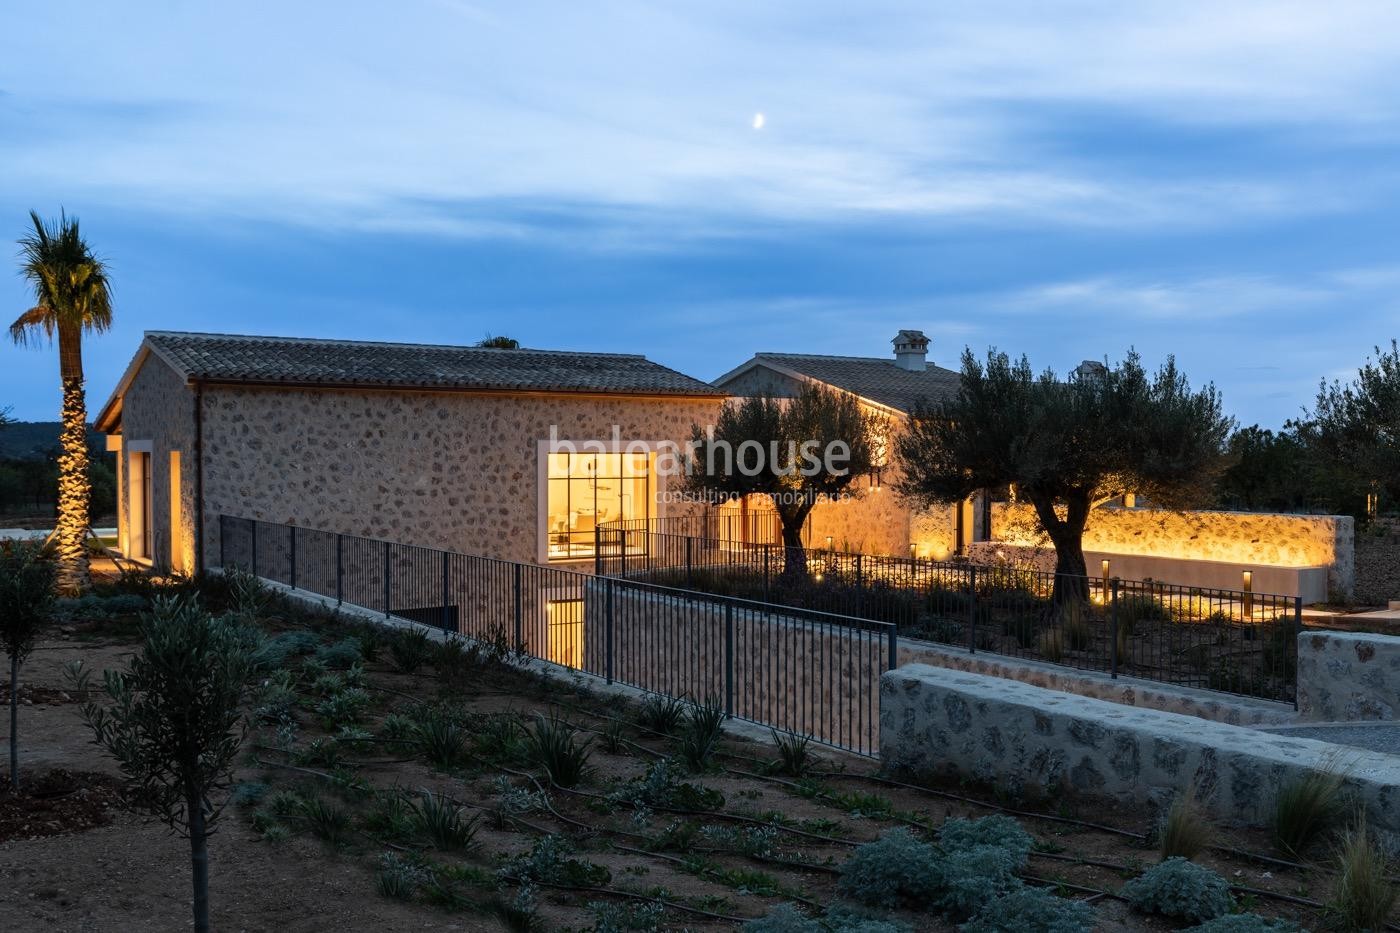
(545, 450, 653, 560)
(546, 599, 584, 668)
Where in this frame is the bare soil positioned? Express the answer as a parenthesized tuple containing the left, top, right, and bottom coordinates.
(0, 587, 1387, 933)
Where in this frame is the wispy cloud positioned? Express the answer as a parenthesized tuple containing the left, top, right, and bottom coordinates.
(4, 1, 1400, 236)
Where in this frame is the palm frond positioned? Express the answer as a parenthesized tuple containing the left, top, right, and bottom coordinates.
(13, 209, 113, 345)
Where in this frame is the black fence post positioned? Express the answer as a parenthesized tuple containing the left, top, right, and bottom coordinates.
(383, 540, 391, 618)
(289, 525, 297, 591)
(1110, 577, 1120, 679)
(251, 522, 258, 578)
(887, 624, 898, 673)
(685, 535, 693, 589)
(967, 565, 978, 654)
(335, 533, 344, 605)
(1292, 596, 1302, 710)
(441, 550, 451, 632)
(763, 546, 771, 599)
(513, 563, 523, 651)
(218, 515, 226, 568)
(604, 577, 615, 685)
(594, 526, 602, 576)
(724, 602, 735, 718)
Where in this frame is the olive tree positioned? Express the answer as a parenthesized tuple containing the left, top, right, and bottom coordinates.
(84, 597, 255, 933)
(896, 349, 1232, 604)
(0, 540, 56, 792)
(1305, 339, 1400, 515)
(684, 386, 886, 576)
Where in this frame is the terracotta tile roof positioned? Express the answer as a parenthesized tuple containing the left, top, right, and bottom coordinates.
(751, 352, 962, 413)
(141, 331, 725, 397)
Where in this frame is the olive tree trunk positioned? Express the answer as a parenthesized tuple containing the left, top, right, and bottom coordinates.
(1029, 491, 1091, 606)
(188, 788, 211, 933)
(8, 652, 18, 792)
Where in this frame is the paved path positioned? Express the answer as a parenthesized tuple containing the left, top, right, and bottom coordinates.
(1263, 722, 1400, 757)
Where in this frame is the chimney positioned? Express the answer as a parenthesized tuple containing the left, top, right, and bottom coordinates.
(892, 329, 929, 372)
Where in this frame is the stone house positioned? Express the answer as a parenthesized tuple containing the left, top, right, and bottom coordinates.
(713, 329, 977, 559)
(94, 331, 727, 575)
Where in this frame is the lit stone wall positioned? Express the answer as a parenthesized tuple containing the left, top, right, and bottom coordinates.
(118, 352, 199, 574)
(990, 503, 1353, 596)
(116, 353, 723, 571)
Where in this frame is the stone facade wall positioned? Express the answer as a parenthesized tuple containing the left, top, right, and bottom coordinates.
(881, 664, 1400, 847)
(991, 503, 1354, 597)
(1354, 520, 1400, 606)
(1297, 630, 1400, 722)
(115, 353, 723, 572)
(118, 352, 199, 573)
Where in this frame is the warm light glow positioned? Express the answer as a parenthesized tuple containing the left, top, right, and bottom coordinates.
(1242, 570, 1252, 590)
(825, 535, 833, 551)
(546, 599, 583, 668)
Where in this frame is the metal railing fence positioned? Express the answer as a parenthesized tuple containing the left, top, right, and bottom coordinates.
(595, 528, 1301, 705)
(219, 515, 896, 755)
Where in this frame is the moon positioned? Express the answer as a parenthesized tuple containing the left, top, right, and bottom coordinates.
(751, 112, 765, 130)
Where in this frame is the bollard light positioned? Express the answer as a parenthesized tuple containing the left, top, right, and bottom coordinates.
(1242, 570, 1253, 617)
(910, 543, 917, 559)
(826, 535, 833, 551)
(1101, 559, 1111, 596)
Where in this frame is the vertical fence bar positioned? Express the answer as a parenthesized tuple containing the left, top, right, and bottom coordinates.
(1292, 596, 1302, 710)
(594, 526, 602, 576)
(289, 525, 297, 591)
(335, 534, 343, 605)
(250, 522, 258, 577)
(685, 536, 693, 588)
(383, 540, 391, 618)
(724, 602, 735, 718)
(440, 550, 450, 632)
(604, 577, 615, 684)
(1110, 577, 1120, 679)
(513, 563, 523, 650)
(967, 565, 978, 654)
(218, 515, 226, 568)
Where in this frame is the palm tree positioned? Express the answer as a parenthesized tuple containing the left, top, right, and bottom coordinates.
(11, 210, 113, 595)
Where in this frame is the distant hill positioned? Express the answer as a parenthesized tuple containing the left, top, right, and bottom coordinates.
(0, 421, 105, 461)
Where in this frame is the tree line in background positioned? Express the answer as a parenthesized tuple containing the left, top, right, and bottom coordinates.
(1216, 340, 1400, 519)
(0, 413, 115, 521)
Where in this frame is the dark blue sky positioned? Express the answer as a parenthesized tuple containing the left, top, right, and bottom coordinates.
(3, 2, 1399, 426)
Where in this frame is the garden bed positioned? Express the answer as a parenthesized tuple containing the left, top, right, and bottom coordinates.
(0, 574, 1387, 931)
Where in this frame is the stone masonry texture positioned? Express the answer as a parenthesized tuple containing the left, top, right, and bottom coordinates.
(881, 664, 1400, 849)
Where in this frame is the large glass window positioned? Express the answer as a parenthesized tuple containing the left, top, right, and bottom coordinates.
(545, 450, 653, 560)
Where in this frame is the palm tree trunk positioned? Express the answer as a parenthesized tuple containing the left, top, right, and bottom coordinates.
(55, 326, 91, 595)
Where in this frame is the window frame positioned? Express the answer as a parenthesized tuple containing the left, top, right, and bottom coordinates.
(536, 439, 668, 564)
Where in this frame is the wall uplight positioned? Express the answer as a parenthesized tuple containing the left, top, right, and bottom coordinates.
(909, 543, 917, 559)
(825, 535, 834, 551)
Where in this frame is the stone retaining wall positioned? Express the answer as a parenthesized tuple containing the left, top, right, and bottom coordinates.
(989, 503, 1353, 598)
(1297, 630, 1400, 722)
(881, 664, 1400, 848)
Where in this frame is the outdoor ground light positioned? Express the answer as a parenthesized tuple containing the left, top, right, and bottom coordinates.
(1242, 570, 1253, 616)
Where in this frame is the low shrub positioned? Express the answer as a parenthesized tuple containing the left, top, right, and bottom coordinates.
(297, 795, 351, 846)
(375, 851, 428, 901)
(230, 781, 269, 807)
(409, 789, 479, 851)
(1036, 628, 1065, 662)
(771, 729, 815, 777)
(1182, 915, 1298, 933)
(743, 904, 911, 933)
(1271, 765, 1348, 858)
(836, 827, 940, 909)
(938, 815, 1034, 869)
(960, 886, 1096, 933)
(389, 627, 433, 674)
(313, 687, 372, 729)
(606, 758, 724, 812)
(1159, 790, 1214, 861)
(1119, 593, 1172, 628)
(500, 835, 610, 887)
(522, 714, 593, 788)
(636, 694, 688, 734)
(314, 637, 362, 670)
(930, 844, 1022, 920)
(1329, 821, 1396, 932)
(252, 630, 321, 669)
(413, 709, 469, 769)
(1122, 857, 1232, 924)
(678, 697, 725, 772)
